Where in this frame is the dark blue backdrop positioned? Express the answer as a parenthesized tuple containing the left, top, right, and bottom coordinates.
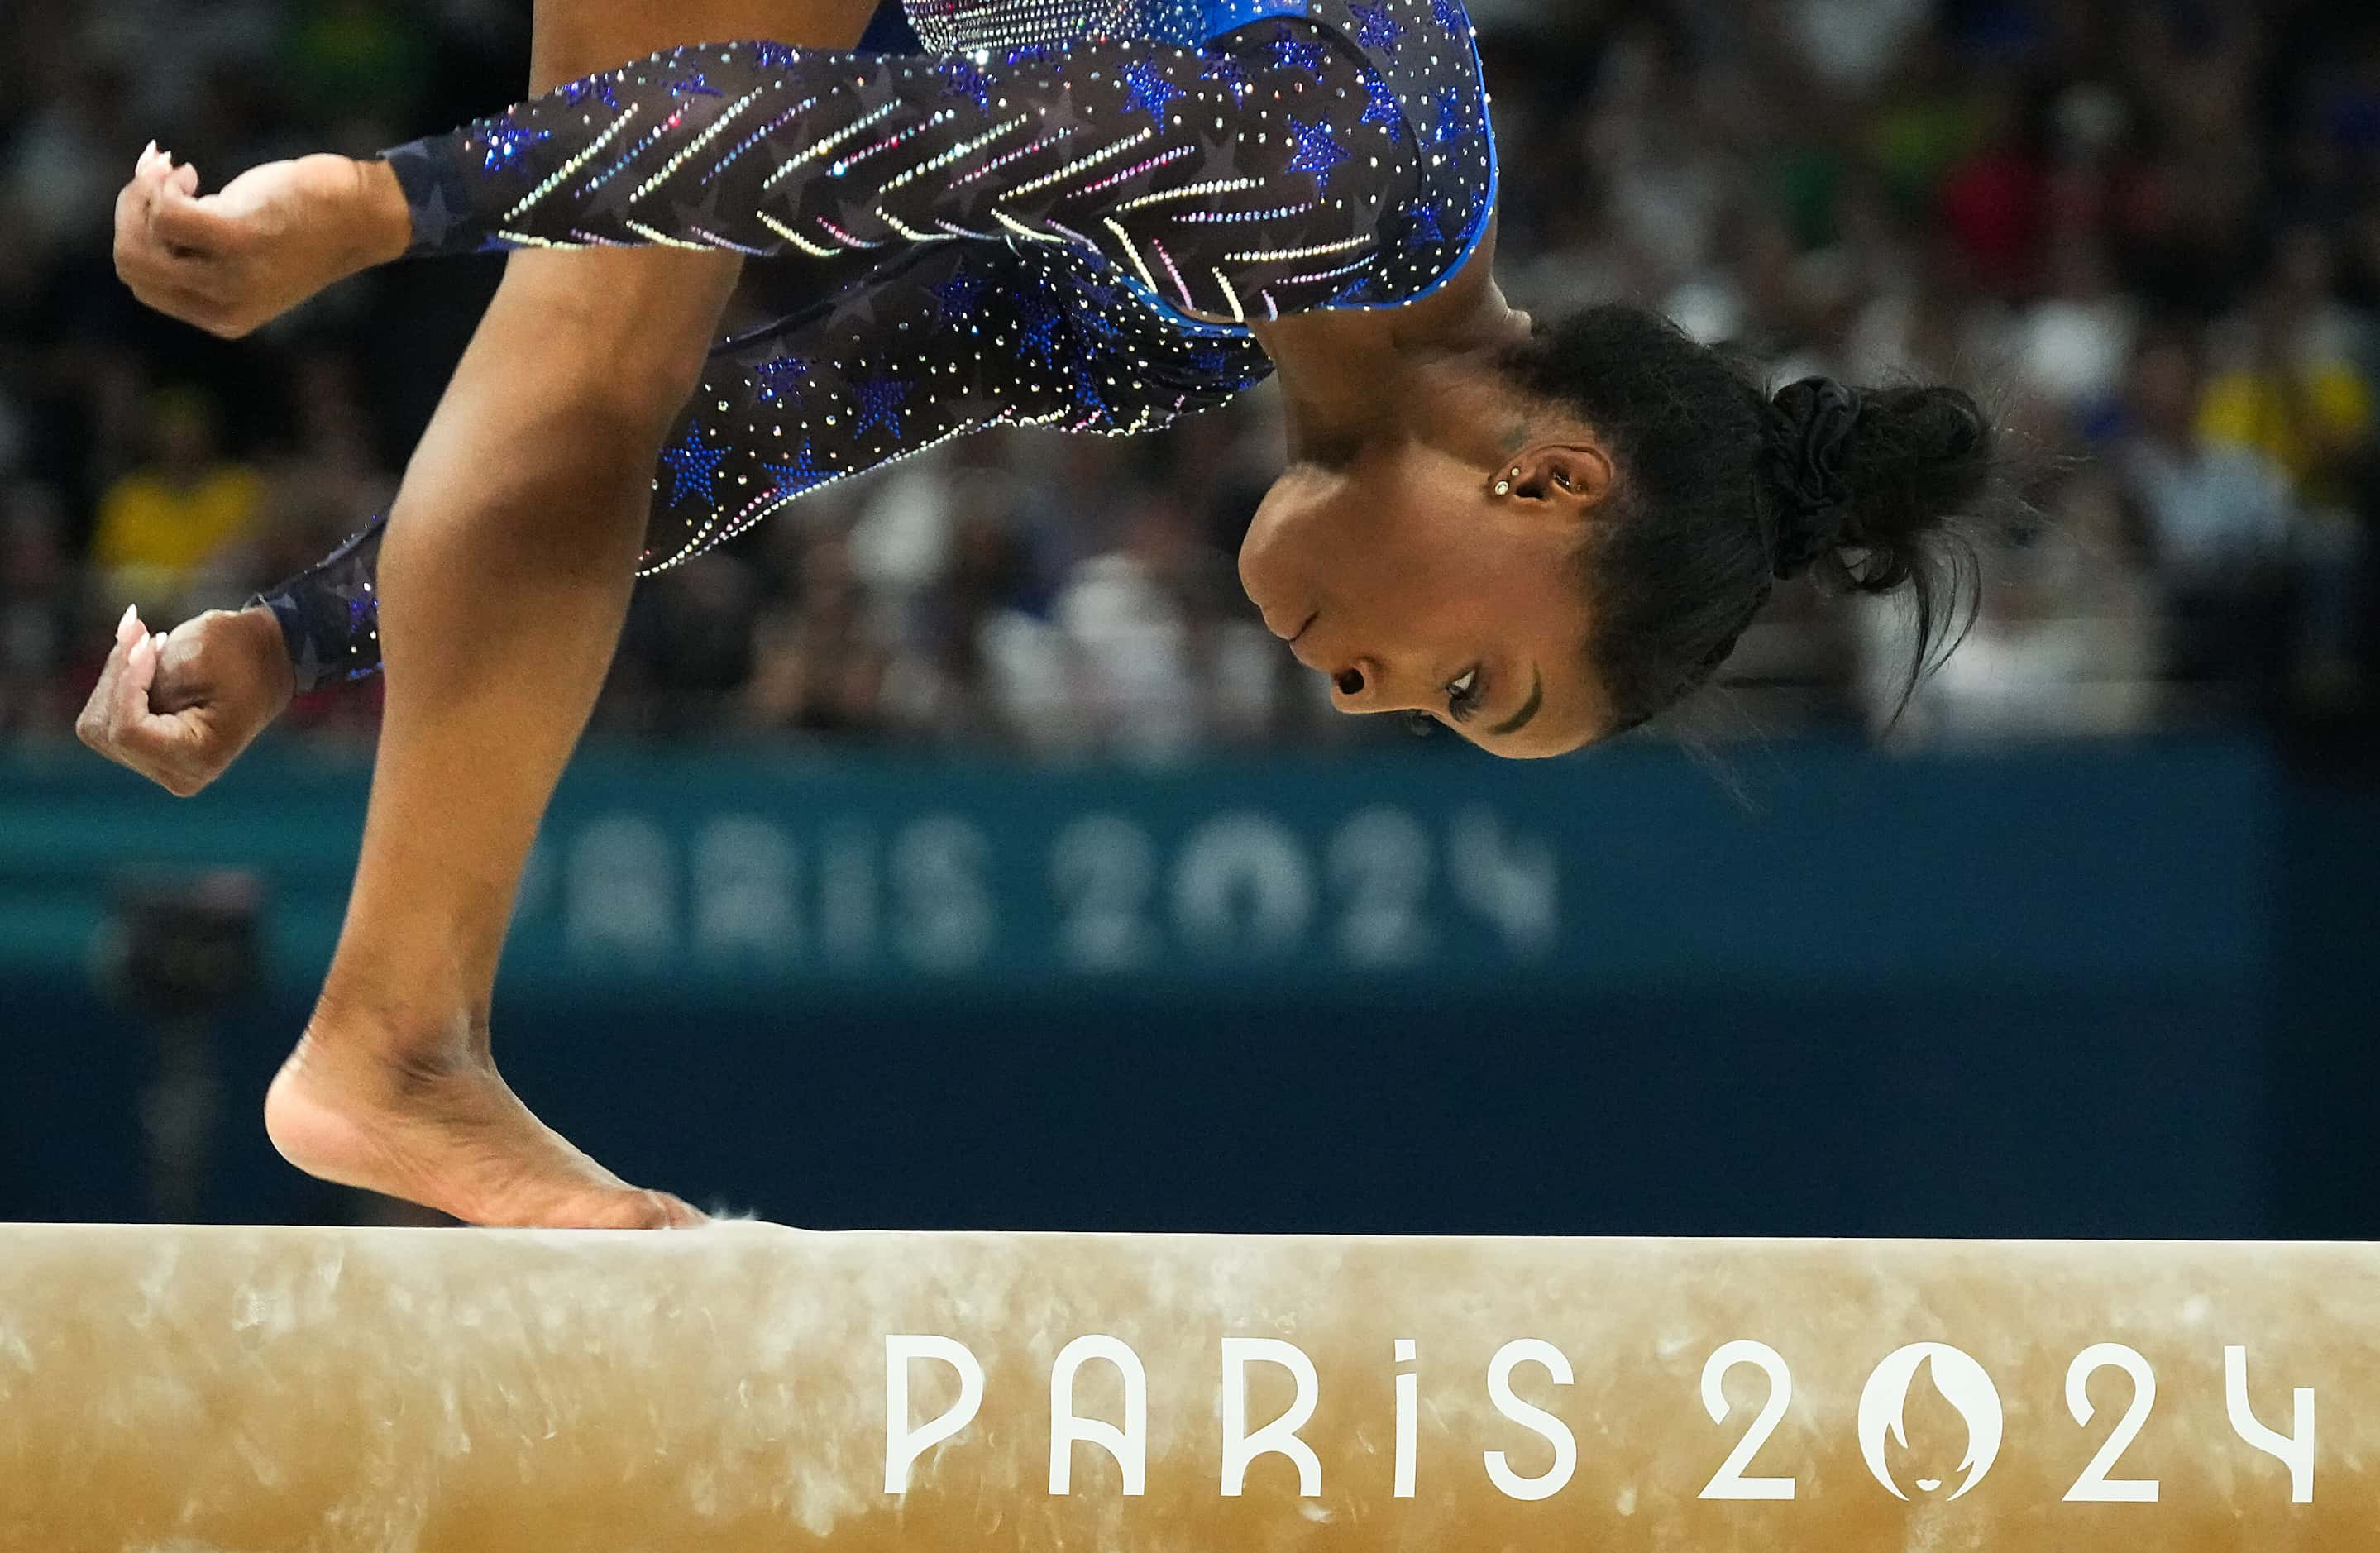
(2, 736, 2371, 1237)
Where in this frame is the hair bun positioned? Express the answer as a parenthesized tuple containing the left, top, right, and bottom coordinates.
(1766, 378, 1864, 580)
(1764, 379, 1992, 585)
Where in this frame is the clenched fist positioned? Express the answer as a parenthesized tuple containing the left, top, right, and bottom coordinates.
(112, 141, 414, 340)
(78, 605, 296, 798)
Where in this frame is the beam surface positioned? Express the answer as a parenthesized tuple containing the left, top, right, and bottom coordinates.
(0, 1226, 2366, 1551)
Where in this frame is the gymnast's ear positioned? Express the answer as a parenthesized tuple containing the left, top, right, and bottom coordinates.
(1505, 441, 1613, 514)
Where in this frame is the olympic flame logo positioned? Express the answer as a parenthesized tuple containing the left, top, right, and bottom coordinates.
(1857, 1343, 2005, 1501)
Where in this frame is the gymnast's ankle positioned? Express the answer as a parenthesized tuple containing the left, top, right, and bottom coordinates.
(297, 988, 495, 1075)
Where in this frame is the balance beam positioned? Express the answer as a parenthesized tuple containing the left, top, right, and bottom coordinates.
(0, 1226, 2358, 1551)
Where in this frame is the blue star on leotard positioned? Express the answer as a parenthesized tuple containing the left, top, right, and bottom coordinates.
(1410, 202, 1446, 244)
(478, 123, 550, 173)
(939, 57, 995, 112)
(1006, 42, 1059, 67)
(762, 440, 834, 496)
(1285, 117, 1350, 191)
(853, 377, 913, 437)
(1434, 0, 1468, 34)
(1268, 25, 1332, 77)
(1183, 346, 1261, 385)
(660, 424, 730, 508)
(1199, 55, 1252, 105)
(1070, 275, 1130, 339)
(1360, 72, 1403, 131)
(1431, 84, 1473, 146)
(930, 258, 990, 323)
(751, 356, 809, 407)
(562, 75, 619, 111)
(1350, 2, 1406, 55)
(752, 42, 801, 69)
(1017, 292, 1067, 366)
(1330, 272, 1375, 307)
(1121, 60, 1187, 125)
(667, 71, 723, 98)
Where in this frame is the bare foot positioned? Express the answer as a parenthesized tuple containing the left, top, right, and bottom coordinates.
(264, 1026, 705, 1230)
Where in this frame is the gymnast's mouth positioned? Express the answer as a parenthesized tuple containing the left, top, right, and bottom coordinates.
(1264, 610, 1317, 644)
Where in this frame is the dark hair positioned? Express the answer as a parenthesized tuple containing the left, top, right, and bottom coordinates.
(1503, 304, 1998, 736)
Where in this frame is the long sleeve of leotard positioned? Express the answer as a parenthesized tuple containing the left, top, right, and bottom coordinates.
(380, 28, 1419, 323)
(251, 515, 385, 694)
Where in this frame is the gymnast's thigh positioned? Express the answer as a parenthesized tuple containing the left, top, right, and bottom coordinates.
(488, 0, 885, 414)
(528, 0, 882, 88)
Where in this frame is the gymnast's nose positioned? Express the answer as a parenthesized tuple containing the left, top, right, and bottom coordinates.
(1292, 634, 1430, 715)
(1328, 657, 1422, 714)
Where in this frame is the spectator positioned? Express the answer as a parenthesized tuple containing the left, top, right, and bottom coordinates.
(255, 351, 399, 574)
(2, 55, 128, 256)
(2014, 235, 2136, 421)
(2120, 337, 2295, 703)
(1876, 466, 2163, 743)
(743, 528, 891, 740)
(89, 389, 265, 613)
(1938, 80, 2048, 299)
(1055, 489, 1235, 758)
(2199, 230, 2376, 514)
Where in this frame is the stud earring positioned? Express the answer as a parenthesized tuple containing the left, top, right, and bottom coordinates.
(1494, 467, 1521, 497)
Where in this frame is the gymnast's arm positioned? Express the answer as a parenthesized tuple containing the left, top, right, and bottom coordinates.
(372, 34, 1401, 276)
(184, 257, 1037, 691)
(122, 27, 1412, 337)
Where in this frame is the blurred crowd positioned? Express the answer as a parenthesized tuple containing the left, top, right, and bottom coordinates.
(2, 0, 2376, 757)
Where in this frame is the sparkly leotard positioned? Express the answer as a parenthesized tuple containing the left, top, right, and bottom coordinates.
(257, 0, 1495, 689)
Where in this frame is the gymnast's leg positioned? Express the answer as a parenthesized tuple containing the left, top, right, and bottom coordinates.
(262, 0, 882, 1229)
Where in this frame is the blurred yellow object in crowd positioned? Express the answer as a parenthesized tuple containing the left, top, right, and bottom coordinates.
(91, 389, 264, 589)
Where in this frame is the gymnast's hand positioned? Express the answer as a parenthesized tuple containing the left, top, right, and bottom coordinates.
(112, 142, 413, 340)
(77, 604, 295, 799)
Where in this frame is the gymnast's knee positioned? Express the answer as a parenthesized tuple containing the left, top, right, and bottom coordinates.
(489, 251, 737, 432)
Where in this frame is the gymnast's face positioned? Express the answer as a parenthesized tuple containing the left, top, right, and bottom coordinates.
(1239, 438, 1615, 758)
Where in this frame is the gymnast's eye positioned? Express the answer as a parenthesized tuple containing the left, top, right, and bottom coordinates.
(1445, 667, 1484, 723)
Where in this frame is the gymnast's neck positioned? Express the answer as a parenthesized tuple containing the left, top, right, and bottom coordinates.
(1255, 222, 1535, 470)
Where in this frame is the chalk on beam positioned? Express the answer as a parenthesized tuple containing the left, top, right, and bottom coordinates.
(0, 1226, 2355, 1550)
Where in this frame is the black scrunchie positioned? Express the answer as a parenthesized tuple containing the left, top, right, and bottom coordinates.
(1766, 378, 1865, 580)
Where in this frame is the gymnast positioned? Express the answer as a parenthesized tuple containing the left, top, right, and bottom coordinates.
(83, 0, 1995, 1229)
